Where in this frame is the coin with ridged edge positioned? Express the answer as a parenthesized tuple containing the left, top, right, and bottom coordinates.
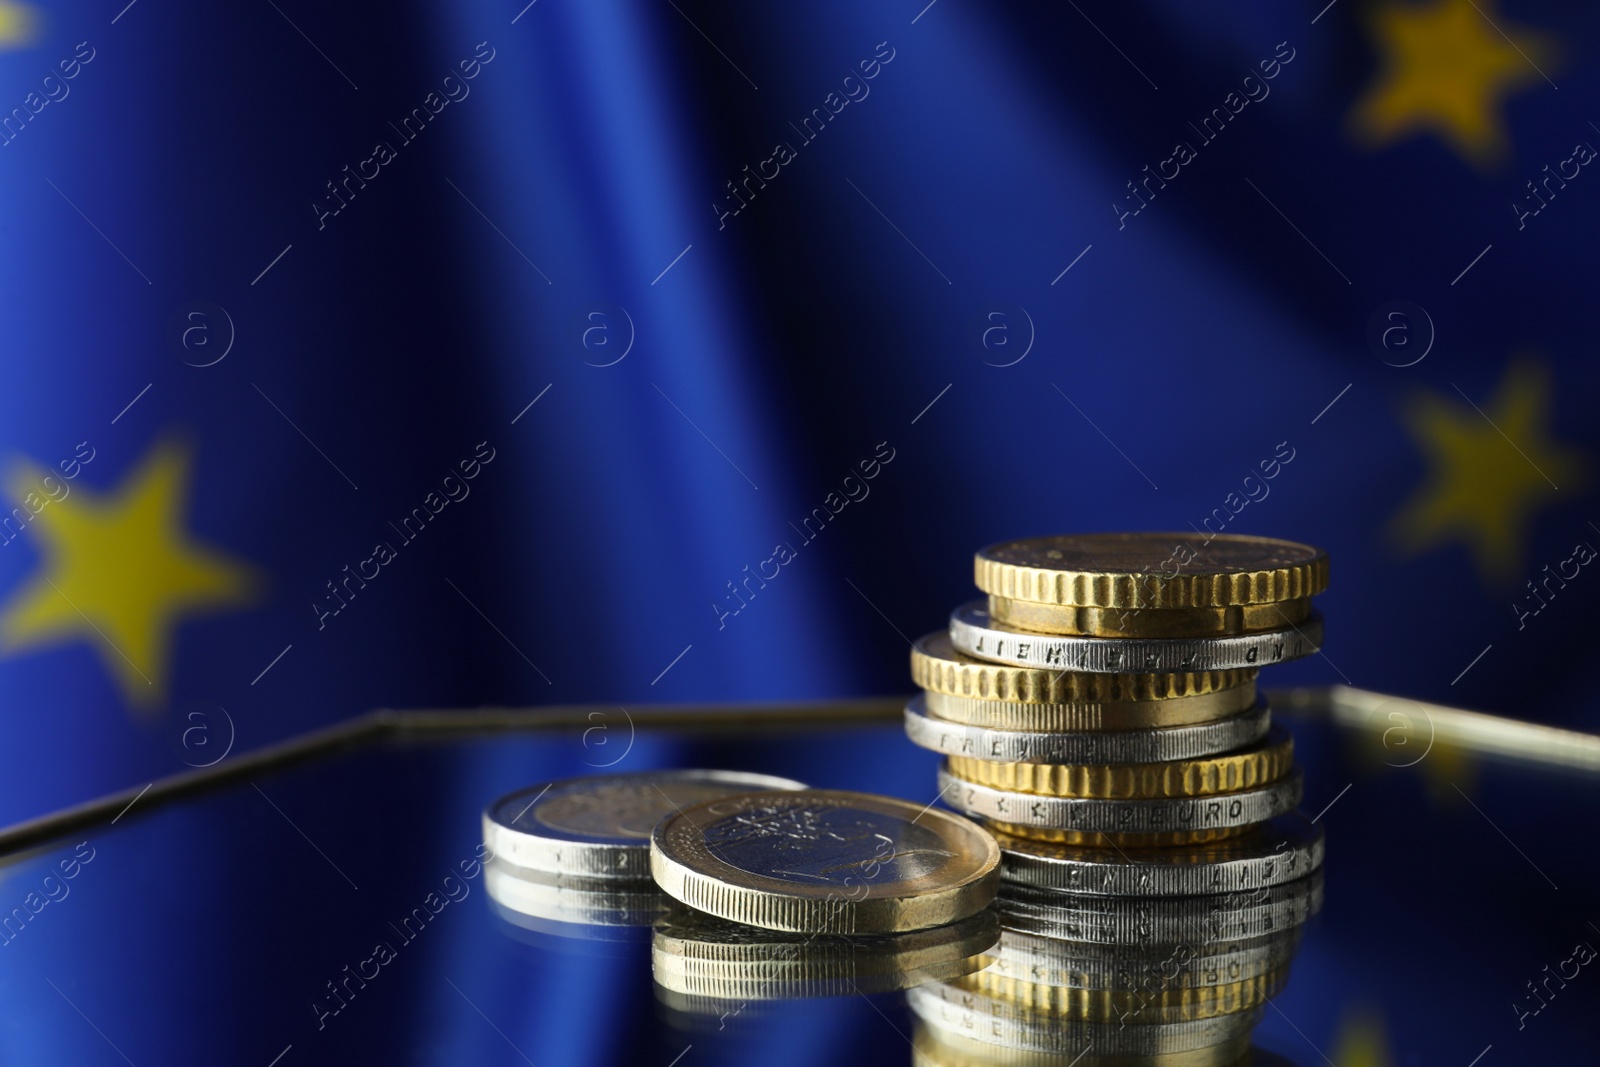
(987, 592, 1314, 638)
(485, 770, 806, 879)
(997, 871, 1324, 945)
(984, 926, 1302, 991)
(904, 695, 1271, 764)
(911, 631, 1255, 704)
(921, 683, 1258, 732)
(929, 961, 1292, 1025)
(946, 724, 1295, 799)
(911, 994, 1263, 1058)
(975, 532, 1328, 609)
(995, 814, 1323, 896)
(649, 789, 1000, 934)
(989, 824, 1253, 847)
(483, 858, 670, 934)
(650, 906, 999, 1001)
(949, 601, 1322, 674)
(938, 765, 1302, 832)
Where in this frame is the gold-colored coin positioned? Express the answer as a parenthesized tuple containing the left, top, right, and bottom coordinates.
(911, 1019, 1255, 1067)
(921, 685, 1257, 732)
(948, 962, 1290, 1024)
(975, 533, 1328, 609)
(987, 594, 1313, 638)
(947, 725, 1294, 799)
(988, 824, 1252, 847)
(911, 632, 1256, 704)
(649, 789, 999, 934)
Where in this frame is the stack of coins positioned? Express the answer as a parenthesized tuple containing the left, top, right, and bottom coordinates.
(905, 532, 1329, 1063)
(908, 533, 1328, 847)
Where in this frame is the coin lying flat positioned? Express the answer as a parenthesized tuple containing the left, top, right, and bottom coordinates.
(485, 770, 806, 879)
(649, 789, 1000, 934)
(988, 824, 1253, 847)
(995, 814, 1324, 896)
(904, 696, 1272, 764)
(984, 926, 1302, 991)
(911, 631, 1255, 704)
(997, 872, 1324, 945)
(939, 765, 1302, 833)
(484, 858, 670, 937)
(949, 601, 1322, 673)
(974, 532, 1328, 609)
(911, 994, 1263, 1058)
(651, 906, 998, 1001)
(921, 684, 1258, 732)
(946, 725, 1295, 800)
(929, 962, 1291, 1025)
(987, 593, 1314, 639)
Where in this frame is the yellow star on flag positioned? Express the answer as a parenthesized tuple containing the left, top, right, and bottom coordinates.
(1349, 0, 1556, 167)
(0, 2, 38, 48)
(1390, 359, 1586, 586)
(0, 440, 258, 710)
(1330, 1006, 1395, 1067)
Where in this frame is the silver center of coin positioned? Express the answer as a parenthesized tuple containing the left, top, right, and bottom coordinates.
(699, 804, 955, 885)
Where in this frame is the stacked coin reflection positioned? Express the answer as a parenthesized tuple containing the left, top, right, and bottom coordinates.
(906, 533, 1328, 1063)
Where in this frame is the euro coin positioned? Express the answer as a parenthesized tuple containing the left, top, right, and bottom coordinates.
(938, 765, 1302, 833)
(904, 695, 1271, 764)
(974, 532, 1328, 609)
(911, 631, 1254, 704)
(945, 724, 1294, 799)
(987, 593, 1313, 638)
(484, 770, 805, 879)
(649, 789, 999, 934)
(949, 600, 1322, 673)
(994, 813, 1323, 896)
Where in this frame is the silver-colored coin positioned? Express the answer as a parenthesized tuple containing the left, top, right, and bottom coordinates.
(905, 695, 1271, 764)
(910, 987, 1262, 1056)
(998, 871, 1324, 945)
(984, 925, 1302, 991)
(997, 813, 1323, 896)
(484, 858, 670, 934)
(948, 600, 1322, 673)
(651, 907, 998, 1001)
(938, 765, 1303, 833)
(484, 770, 806, 878)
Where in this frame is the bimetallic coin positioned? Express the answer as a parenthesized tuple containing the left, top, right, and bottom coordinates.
(911, 631, 1255, 704)
(651, 906, 998, 1001)
(946, 725, 1295, 800)
(989, 824, 1252, 847)
(984, 926, 1303, 992)
(649, 789, 1000, 934)
(484, 770, 806, 879)
(939, 765, 1303, 833)
(974, 532, 1328, 609)
(921, 684, 1258, 731)
(911, 991, 1263, 1058)
(932, 962, 1291, 1025)
(484, 859, 670, 939)
(988, 593, 1313, 638)
(904, 696, 1271, 764)
(998, 872, 1324, 945)
(996, 814, 1324, 896)
(949, 601, 1322, 673)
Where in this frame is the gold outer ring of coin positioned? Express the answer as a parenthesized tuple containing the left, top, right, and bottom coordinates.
(921, 683, 1258, 731)
(911, 631, 1257, 704)
(947, 724, 1294, 799)
(987, 594, 1313, 638)
(975, 532, 1329, 609)
(987, 823, 1253, 847)
(949, 962, 1291, 1023)
(649, 789, 1000, 934)
(910, 1019, 1255, 1067)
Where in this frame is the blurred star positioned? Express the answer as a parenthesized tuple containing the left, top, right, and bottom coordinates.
(0, 440, 257, 710)
(1391, 359, 1586, 586)
(1349, 0, 1555, 167)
